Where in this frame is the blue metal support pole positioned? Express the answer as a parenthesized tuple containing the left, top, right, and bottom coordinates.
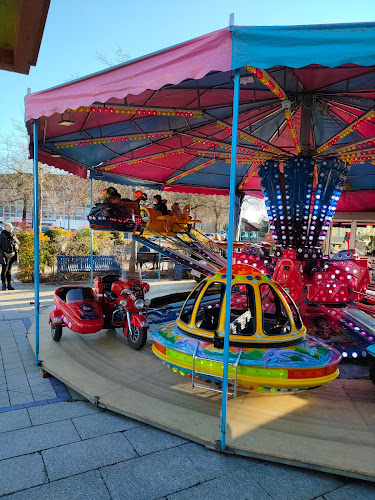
(220, 68, 240, 451)
(158, 190, 162, 281)
(158, 237, 161, 280)
(90, 174, 94, 288)
(32, 119, 40, 366)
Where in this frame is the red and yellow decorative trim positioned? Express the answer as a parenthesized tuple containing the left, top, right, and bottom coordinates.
(55, 132, 173, 149)
(317, 109, 375, 154)
(103, 149, 185, 171)
(284, 109, 301, 154)
(245, 66, 287, 100)
(166, 160, 216, 184)
(216, 121, 283, 155)
(66, 105, 202, 118)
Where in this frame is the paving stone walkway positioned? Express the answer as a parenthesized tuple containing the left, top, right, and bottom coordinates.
(0, 282, 375, 499)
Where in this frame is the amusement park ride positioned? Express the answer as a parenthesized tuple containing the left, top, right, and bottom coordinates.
(49, 271, 150, 349)
(48, 177, 375, 392)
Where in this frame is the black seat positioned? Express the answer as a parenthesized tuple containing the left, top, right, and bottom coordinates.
(101, 274, 121, 283)
(101, 274, 121, 293)
(196, 308, 220, 331)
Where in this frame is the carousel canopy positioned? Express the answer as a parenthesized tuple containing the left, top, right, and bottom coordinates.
(25, 23, 375, 209)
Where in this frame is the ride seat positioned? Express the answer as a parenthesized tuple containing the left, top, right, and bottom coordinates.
(230, 310, 254, 335)
(101, 273, 121, 293)
(57, 288, 70, 302)
(121, 201, 140, 216)
(196, 308, 220, 331)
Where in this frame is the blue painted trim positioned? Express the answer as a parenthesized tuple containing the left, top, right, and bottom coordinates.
(22, 318, 32, 331)
(221, 68, 240, 452)
(0, 377, 70, 413)
(158, 237, 161, 281)
(33, 119, 40, 367)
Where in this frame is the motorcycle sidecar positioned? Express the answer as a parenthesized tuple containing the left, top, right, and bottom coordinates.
(49, 286, 104, 341)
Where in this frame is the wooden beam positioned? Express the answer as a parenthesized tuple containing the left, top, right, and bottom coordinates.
(0, 48, 14, 71)
(300, 94, 313, 156)
(13, 0, 50, 74)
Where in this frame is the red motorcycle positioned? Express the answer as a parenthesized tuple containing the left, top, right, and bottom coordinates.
(49, 273, 150, 350)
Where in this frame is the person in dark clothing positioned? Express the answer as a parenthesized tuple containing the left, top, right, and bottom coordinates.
(0, 223, 20, 290)
(152, 194, 168, 215)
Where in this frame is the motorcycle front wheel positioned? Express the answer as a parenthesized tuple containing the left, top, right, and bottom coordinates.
(127, 326, 147, 350)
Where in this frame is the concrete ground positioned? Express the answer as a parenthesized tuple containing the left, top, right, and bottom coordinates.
(0, 280, 375, 499)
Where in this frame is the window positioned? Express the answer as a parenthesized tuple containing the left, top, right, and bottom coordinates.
(274, 283, 303, 330)
(230, 284, 256, 336)
(179, 280, 206, 324)
(195, 282, 224, 331)
(260, 284, 290, 336)
(65, 287, 95, 303)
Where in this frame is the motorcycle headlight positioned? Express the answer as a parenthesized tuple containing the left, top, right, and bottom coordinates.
(120, 299, 128, 307)
(134, 298, 145, 309)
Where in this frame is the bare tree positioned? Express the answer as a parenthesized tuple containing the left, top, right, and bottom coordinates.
(0, 133, 33, 224)
(96, 43, 130, 68)
(241, 196, 267, 223)
(0, 129, 67, 232)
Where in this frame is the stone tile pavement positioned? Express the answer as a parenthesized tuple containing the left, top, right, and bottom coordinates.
(0, 282, 375, 498)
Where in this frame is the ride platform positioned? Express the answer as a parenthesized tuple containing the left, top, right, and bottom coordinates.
(28, 309, 375, 482)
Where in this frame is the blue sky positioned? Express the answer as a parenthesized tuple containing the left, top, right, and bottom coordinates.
(0, 0, 374, 138)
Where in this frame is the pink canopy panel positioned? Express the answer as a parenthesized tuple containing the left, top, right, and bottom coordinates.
(337, 191, 375, 212)
(25, 28, 232, 122)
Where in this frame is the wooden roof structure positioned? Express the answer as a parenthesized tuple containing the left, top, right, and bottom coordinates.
(0, 0, 50, 74)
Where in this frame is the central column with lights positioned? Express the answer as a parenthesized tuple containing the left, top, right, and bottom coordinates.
(259, 157, 349, 259)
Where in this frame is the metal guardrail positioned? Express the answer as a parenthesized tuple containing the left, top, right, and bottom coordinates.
(191, 341, 243, 398)
(56, 255, 121, 282)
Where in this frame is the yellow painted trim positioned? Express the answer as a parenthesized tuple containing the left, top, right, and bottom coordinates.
(177, 277, 306, 344)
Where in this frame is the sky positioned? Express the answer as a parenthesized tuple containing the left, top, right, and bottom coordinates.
(1, 0, 375, 139)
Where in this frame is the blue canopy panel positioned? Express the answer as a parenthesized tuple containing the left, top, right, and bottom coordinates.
(170, 160, 250, 190)
(90, 169, 161, 189)
(44, 113, 213, 167)
(322, 74, 375, 95)
(310, 107, 364, 148)
(347, 163, 375, 190)
(246, 108, 289, 145)
(231, 23, 375, 69)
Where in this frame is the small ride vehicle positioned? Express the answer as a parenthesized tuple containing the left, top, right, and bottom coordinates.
(152, 263, 341, 394)
(49, 273, 150, 350)
(141, 204, 201, 236)
(87, 189, 148, 232)
(87, 200, 145, 232)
